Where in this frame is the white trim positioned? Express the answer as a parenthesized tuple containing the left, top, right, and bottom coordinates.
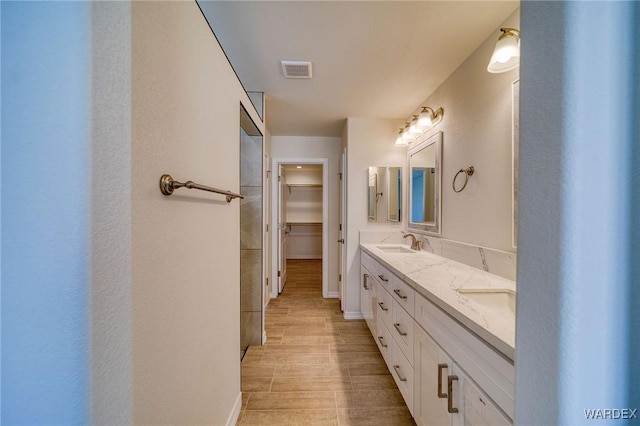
(326, 291, 340, 299)
(343, 311, 364, 320)
(262, 330, 268, 345)
(271, 158, 330, 300)
(226, 392, 243, 426)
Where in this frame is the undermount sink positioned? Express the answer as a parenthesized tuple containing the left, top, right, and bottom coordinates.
(376, 244, 415, 254)
(457, 288, 516, 316)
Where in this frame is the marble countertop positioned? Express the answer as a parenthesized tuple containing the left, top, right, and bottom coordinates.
(360, 243, 516, 361)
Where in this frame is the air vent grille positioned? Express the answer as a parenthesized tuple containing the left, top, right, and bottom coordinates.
(281, 61, 312, 79)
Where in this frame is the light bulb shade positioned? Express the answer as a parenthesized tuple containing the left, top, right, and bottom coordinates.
(487, 29, 520, 73)
(417, 110, 433, 129)
(394, 135, 408, 147)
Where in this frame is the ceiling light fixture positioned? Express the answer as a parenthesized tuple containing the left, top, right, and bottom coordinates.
(487, 28, 520, 73)
(394, 106, 443, 148)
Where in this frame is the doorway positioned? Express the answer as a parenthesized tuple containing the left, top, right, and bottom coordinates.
(271, 158, 330, 300)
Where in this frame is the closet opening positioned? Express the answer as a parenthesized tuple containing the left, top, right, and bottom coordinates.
(270, 158, 330, 302)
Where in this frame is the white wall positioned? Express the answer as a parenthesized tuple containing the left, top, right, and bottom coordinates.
(410, 9, 520, 252)
(271, 136, 341, 296)
(3, 1, 265, 424)
(343, 118, 406, 317)
(2, 3, 93, 423)
(516, 2, 640, 423)
(130, 2, 263, 424)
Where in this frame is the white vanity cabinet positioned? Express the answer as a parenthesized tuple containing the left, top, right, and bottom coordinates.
(414, 326, 510, 426)
(360, 249, 514, 425)
(361, 252, 415, 412)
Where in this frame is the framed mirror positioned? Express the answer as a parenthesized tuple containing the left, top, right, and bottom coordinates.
(408, 131, 442, 234)
(367, 166, 402, 223)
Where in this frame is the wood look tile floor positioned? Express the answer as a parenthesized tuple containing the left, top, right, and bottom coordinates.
(238, 259, 415, 425)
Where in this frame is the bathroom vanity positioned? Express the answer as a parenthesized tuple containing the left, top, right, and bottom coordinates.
(360, 243, 515, 425)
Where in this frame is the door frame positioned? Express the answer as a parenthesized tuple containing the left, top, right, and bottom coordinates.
(271, 157, 329, 299)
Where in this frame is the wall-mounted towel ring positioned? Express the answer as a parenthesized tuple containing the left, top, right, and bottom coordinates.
(452, 166, 474, 193)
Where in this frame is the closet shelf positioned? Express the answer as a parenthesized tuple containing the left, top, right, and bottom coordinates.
(287, 221, 322, 226)
(287, 183, 322, 188)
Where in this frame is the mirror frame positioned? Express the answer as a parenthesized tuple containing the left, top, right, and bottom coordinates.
(408, 131, 442, 234)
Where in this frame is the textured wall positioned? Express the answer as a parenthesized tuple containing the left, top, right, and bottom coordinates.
(2, 3, 92, 423)
(131, 2, 263, 424)
(414, 9, 520, 252)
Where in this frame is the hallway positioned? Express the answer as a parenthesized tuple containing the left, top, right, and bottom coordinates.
(238, 260, 415, 425)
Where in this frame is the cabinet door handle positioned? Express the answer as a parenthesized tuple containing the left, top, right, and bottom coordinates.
(378, 274, 389, 282)
(393, 323, 408, 336)
(393, 365, 407, 382)
(437, 363, 448, 398)
(377, 336, 388, 348)
(447, 375, 459, 414)
(393, 289, 408, 300)
(363, 274, 370, 290)
(378, 302, 388, 311)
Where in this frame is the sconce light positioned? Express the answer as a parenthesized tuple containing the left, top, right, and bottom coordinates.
(487, 28, 520, 73)
(394, 128, 408, 147)
(394, 106, 443, 148)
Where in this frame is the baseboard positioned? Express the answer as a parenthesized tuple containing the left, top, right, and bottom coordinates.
(262, 330, 267, 345)
(226, 392, 243, 426)
(343, 311, 364, 320)
(326, 291, 339, 298)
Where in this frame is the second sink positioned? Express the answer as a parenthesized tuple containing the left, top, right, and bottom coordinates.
(457, 288, 516, 316)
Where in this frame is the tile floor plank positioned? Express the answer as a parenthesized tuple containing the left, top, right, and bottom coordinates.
(239, 259, 415, 426)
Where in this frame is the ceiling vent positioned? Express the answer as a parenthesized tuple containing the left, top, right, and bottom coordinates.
(281, 61, 312, 79)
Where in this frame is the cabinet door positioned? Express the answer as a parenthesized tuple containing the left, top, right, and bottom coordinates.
(360, 267, 374, 332)
(414, 326, 454, 426)
(454, 366, 511, 426)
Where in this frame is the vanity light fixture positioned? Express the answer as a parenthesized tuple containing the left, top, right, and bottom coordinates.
(487, 28, 520, 73)
(394, 128, 408, 147)
(417, 107, 443, 130)
(394, 106, 444, 148)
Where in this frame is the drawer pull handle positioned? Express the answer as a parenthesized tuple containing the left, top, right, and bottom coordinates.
(363, 274, 370, 290)
(378, 302, 388, 312)
(393, 323, 408, 336)
(437, 363, 448, 398)
(393, 365, 407, 382)
(377, 336, 388, 348)
(447, 375, 459, 414)
(393, 289, 408, 300)
(378, 274, 389, 282)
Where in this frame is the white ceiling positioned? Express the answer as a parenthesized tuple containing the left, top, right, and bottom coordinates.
(199, 1, 519, 137)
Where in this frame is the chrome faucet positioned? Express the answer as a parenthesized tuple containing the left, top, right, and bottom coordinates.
(403, 233, 422, 251)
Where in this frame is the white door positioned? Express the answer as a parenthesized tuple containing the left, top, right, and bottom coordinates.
(264, 154, 271, 306)
(338, 149, 347, 310)
(278, 166, 288, 293)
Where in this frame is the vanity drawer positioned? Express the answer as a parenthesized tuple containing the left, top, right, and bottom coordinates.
(391, 340, 414, 415)
(361, 252, 379, 277)
(375, 318, 392, 366)
(391, 299, 414, 365)
(376, 285, 393, 330)
(389, 274, 414, 316)
(375, 263, 395, 294)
